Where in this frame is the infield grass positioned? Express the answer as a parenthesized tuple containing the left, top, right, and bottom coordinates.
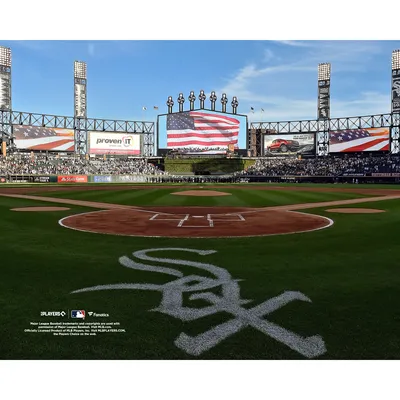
(27, 187, 372, 208)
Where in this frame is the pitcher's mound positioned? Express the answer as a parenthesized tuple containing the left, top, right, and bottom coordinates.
(11, 207, 70, 212)
(172, 190, 231, 197)
(325, 208, 385, 214)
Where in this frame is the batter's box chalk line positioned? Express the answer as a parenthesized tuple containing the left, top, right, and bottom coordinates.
(149, 213, 246, 228)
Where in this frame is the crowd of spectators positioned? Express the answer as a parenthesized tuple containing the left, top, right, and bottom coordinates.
(1, 152, 400, 178)
(239, 155, 400, 177)
(0, 153, 166, 176)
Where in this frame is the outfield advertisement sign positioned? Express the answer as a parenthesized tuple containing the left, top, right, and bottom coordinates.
(30, 176, 56, 183)
(371, 172, 400, 177)
(264, 134, 315, 156)
(0, 176, 6, 183)
(93, 175, 113, 183)
(89, 132, 141, 155)
(114, 175, 148, 183)
(57, 175, 88, 183)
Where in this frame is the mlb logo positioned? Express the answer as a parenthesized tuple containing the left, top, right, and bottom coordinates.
(71, 310, 85, 319)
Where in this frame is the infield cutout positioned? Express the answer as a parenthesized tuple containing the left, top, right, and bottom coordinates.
(59, 206, 333, 238)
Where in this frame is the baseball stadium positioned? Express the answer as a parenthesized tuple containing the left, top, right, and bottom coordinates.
(1, 44, 400, 361)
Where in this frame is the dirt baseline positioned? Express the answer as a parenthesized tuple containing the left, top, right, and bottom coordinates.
(325, 208, 385, 214)
(59, 206, 333, 238)
(11, 206, 70, 212)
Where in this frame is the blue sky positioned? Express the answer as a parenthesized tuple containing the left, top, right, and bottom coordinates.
(2, 40, 399, 126)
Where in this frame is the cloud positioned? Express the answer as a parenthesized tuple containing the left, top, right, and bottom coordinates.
(273, 40, 313, 48)
(218, 41, 389, 122)
(245, 91, 390, 122)
(263, 48, 275, 62)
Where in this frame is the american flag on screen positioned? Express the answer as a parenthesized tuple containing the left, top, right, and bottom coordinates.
(13, 125, 75, 152)
(167, 111, 239, 152)
(329, 128, 390, 152)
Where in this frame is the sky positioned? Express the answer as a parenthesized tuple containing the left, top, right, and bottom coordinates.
(2, 40, 399, 126)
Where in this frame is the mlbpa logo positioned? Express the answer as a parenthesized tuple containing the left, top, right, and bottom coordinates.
(71, 310, 85, 319)
(71, 248, 327, 358)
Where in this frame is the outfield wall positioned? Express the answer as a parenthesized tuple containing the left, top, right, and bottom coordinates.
(2, 173, 400, 185)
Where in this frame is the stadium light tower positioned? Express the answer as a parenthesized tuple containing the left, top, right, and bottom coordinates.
(74, 60, 87, 155)
(0, 46, 12, 154)
(317, 63, 331, 120)
(391, 50, 400, 113)
(316, 63, 331, 157)
(391, 50, 400, 154)
(0, 46, 12, 111)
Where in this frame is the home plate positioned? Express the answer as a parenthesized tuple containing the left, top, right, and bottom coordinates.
(193, 216, 205, 218)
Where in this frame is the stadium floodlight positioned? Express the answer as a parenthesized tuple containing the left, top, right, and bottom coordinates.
(167, 96, 174, 114)
(188, 91, 196, 111)
(231, 96, 239, 114)
(221, 93, 228, 113)
(177, 93, 185, 112)
(0, 46, 11, 68)
(74, 61, 87, 79)
(392, 50, 400, 70)
(210, 91, 217, 111)
(199, 90, 206, 109)
(318, 63, 331, 81)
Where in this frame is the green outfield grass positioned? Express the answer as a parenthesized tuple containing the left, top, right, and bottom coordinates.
(1, 184, 400, 360)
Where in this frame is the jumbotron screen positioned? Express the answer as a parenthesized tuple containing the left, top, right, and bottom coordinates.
(157, 110, 247, 155)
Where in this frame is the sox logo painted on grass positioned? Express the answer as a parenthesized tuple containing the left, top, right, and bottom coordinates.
(71, 248, 327, 358)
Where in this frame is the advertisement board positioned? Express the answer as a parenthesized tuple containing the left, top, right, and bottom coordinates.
(392, 72, 400, 113)
(371, 173, 400, 177)
(114, 175, 148, 183)
(158, 110, 247, 155)
(93, 175, 112, 183)
(74, 83, 87, 118)
(57, 175, 88, 183)
(31, 176, 53, 183)
(318, 83, 330, 119)
(13, 125, 75, 152)
(0, 176, 6, 183)
(89, 132, 141, 155)
(329, 128, 390, 153)
(263, 134, 315, 156)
